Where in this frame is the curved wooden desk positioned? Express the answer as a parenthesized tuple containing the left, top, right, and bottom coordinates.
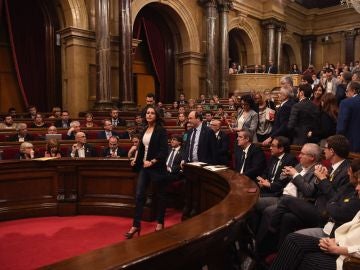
(0, 160, 258, 269)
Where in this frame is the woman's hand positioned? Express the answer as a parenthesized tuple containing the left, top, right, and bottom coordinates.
(143, 160, 153, 168)
(130, 159, 136, 166)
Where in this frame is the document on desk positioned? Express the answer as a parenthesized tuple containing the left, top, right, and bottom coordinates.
(188, 162, 207, 167)
(203, 165, 228, 171)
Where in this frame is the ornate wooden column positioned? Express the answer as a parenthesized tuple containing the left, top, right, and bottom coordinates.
(344, 29, 358, 65)
(199, 0, 218, 97)
(262, 19, 277, 64)
(302, 35, 316, 67)
(93, 0, 114, 110)
(218, 0, 232, 98)
(119, 0, 135, 109)
(276, 23, 285, 73)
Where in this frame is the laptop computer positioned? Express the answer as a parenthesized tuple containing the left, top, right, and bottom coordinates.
(45, 134, 63, 141)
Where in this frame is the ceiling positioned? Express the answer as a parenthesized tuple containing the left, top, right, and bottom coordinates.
(295, 0, 341, 9)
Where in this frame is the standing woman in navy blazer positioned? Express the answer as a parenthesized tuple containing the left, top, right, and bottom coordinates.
(125, 105, 168, 238)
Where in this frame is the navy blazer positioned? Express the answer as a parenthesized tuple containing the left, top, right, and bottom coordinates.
(182, 124, 217, 165)
(135, 125, 168, 171)
(270, 99, 295, 138)
(234, 143, 266, 180)
(337, 95, 360, 153)
(102, 147, 127, 158)
(215, 130, 230, 166)
(7, 133, 34, 142)
(315, 159, 350, 215)
(261, 152, 298, 197)
(97, 130, 120, 140)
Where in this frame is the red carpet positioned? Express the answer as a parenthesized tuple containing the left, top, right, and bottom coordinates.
(0, 209, 182, 270)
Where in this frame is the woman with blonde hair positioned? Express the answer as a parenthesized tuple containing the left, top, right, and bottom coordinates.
(18, 142, 35, 159)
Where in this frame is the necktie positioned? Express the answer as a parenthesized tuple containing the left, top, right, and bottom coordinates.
(239, 151, 246, 173)
(189, 129, 197, 162)
(270, 157, 279, 181)
(328, 166, 334, 181)
(167, 149, 176, 168)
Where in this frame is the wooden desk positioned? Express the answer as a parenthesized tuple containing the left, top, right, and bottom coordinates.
(39, 164, 258, 269)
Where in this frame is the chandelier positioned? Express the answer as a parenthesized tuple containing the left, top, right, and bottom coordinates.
(341, 0, 360, 13)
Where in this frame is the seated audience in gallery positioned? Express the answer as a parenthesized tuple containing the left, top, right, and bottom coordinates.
(172, 101, 179, 110)
(110, 108, 126, 127)
(44, 139, 63, 158)
(8, 107, 17, 119)
(269, 136, 351, 247)
(214, 104, 228, 123)
(70, 132, 97, 158)
(128, 134, 140, 161)
(29, 113, 48, 128)
(48, 106, 62, 119)
(17, 142, 37, 160)
(26, 105, 38, 119)
(55, 110, 72, 128)
(177, 93, 187, 105)
(203, 111, 213, 127)
(82, 112, 98, 128)
(229, 62, 238, 75)
(7, 123, 34, 142)
(97, 119, 120, 140)
(227, 97, 237, 111)
(66, 121, 81, 140)
(187, 98, 196, 110)
(102, 136, 127, 158)
(198, 94, 206, 104)
(178, 105, 186, 115)
(0, 114, 17, 129)
(176, 113, 187, 127)
(289, 63, 301, 74)
(182, 121, 193, 143)
(270, 168, 360, 270)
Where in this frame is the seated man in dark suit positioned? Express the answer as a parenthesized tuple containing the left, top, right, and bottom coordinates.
(69, 132, 97, 158)
(55, 110, 72, 128)
(110, 108, 126, 127)
(257, 136, 298, 197)
(97, 119, 120, 140)
(234, 129, 266, 181)
(7, 123, 34, 142)
(102, 136, 127, 158)
(210, 119, 229, 166)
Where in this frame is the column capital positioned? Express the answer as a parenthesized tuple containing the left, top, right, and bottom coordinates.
(301, 35, 317, 42)
(198, 0, 217, 8)
(261, 18, 279, 28)
(344, 29, 358, 39)
(217, 0, 234, 12)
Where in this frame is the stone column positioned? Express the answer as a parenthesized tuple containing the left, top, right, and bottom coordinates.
(218, 1, 232, 98)
(199, 0, 218, 97)
(119, 0, 135, 109)
(302, 35, 316, 67)
(344, 29, 357, 65)
(93, 0, 113, 110)
(262, 19, 277, 65)
(276, 24, 285, 73)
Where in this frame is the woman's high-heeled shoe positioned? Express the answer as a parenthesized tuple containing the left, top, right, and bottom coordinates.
(124, 227, 141, 239)
(155, 223, 164, 232)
